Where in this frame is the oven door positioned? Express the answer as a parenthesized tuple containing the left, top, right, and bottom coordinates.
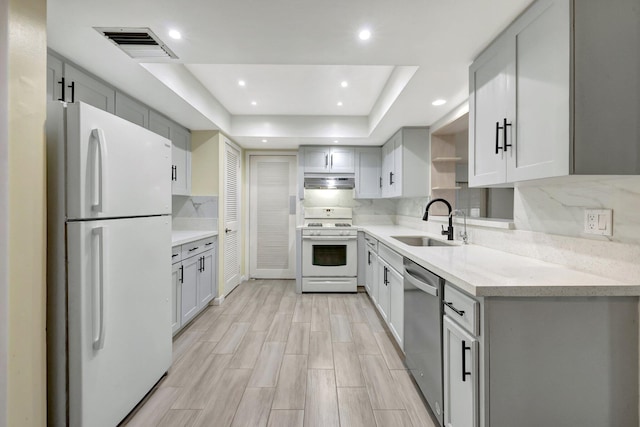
(302, 236, 357, 277)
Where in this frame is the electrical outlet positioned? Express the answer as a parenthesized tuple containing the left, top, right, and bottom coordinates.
(584, 209, 613, 236)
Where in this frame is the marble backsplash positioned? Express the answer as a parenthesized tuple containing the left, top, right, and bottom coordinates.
(514, 175, 640, 245)
(303, 189, 396, 224)
(172, 195, 218, 231)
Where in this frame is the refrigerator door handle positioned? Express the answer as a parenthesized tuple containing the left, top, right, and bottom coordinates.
(91, 128, 108, 213)
(92, 226, 107, 350)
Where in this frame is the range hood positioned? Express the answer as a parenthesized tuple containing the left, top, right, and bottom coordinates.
(304, 175, 355, 189)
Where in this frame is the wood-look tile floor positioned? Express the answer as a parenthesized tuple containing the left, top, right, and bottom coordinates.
(123, 279, 437, 427)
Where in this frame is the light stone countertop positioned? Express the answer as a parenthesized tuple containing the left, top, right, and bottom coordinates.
(358, 225, 640, 297)
(172, 230, 218, 246)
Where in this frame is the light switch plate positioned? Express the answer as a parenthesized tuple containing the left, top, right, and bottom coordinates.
(584, 208, 613, 236)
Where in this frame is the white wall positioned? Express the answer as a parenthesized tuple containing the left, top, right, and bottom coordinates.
(0, 0, 8, 424)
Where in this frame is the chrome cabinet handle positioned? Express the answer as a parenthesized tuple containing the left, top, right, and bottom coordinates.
(188, 246, 199, 252)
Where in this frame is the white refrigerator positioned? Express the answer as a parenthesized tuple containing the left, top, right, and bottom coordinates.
(47, 101, 173, 426)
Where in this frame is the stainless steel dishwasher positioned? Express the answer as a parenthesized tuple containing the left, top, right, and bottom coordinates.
(403, 258, 444, 427)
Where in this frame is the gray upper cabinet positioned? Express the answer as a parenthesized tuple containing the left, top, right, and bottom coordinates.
(115, 92, 149, 129)
(303, 146, 355, 174)
(469, 0, 640, 187)
(47, 53, 63, 102)
(150, 111, 191, 196)
(380, 128, 430, 198)
(64, 64, 115, 113)
(354, 147, 381, 199)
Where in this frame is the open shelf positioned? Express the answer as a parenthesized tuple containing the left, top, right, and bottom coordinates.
(432, 157, 462, 163)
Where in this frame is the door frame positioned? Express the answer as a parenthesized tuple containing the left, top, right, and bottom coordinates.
(222, 138, 243, 295)
(244, 150, 299, 280)
(0, 1, 9, 424)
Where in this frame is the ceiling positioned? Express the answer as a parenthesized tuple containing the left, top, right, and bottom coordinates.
(47, 0, 533, 149)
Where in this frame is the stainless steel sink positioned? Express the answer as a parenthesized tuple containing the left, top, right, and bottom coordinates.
(391, 235, 453, 247)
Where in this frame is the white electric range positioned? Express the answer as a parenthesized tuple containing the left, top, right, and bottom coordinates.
(301, 207, 358, 292)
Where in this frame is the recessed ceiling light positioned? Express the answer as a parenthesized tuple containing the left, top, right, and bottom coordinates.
(168, 29, 181, 40)
(262, 139, 267, 143)
(238, 80, 246, 87)
(251, 101, 257, 106)
(432, 99, 447, 106)
(358, 29, 371, 41)
(337, 101, 343, 107)
(341, 81, 348, 88)
(333, 140, 339, 144)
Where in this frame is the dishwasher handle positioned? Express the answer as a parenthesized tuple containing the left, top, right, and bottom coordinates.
(404, 268, 439, 297)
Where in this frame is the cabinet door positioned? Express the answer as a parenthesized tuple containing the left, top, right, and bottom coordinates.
(64, 64, 115, 113)
(380, 139, 395, 197)
(444, 316, 479, 427)
(377, 259, 390, 321)
(365, 248, 378, 303)
(391, 134, 403, 197)
(303, 147, 330, 173)
(171, 262, 182, 334)
(149, 111, 172, 139)
(197, 250, 215, 309)
(508, 0, 570, 182)
(381, 133, 402, 197)
(329, 147, 355, 173)
(388, 266, 404, 349)
(171, 125, 191, 196)
(115, 92, 149, 129)
(355, 147, 381, 199)
(47, 53, 64, 102)
(181, 256, 199, 325)
(468, 37, 512, 187)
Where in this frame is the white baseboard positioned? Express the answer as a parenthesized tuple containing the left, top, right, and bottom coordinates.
(212, 295, 225, 306)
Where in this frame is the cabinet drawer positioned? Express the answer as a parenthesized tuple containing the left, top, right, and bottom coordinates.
(378, 243, 403, 274)
(171, 245, 182, 264)
(444, 284, 479, 335)
(182, 237, 216, 259)
(364, 233, 378, 252)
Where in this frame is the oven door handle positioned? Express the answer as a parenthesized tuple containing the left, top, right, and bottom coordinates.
(302, 236, 357, 241)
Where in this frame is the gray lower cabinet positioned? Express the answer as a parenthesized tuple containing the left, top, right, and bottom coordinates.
(377, 257, 391, 323)
(180, 255, 200, 325)
(375, 243, 404, 349)
(171, 237, 217, 336)
(443, 315, 479, 427)
(442, 283, 639, 427)
(171, 262, 182, 334)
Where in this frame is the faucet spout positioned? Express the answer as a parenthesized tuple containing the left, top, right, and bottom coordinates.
(423, 198, 454, 240)
(450, 209, 469, 244)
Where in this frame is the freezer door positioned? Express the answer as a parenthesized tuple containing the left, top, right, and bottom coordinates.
(66, 102, 171, 220)
(67, 216, 172, 427)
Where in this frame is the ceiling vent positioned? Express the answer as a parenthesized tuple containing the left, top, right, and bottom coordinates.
(94, 27, 178, 59)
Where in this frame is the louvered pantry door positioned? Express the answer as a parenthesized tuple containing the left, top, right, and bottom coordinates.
(249, 155, 296, 278)
(223, 142, 241, 295)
